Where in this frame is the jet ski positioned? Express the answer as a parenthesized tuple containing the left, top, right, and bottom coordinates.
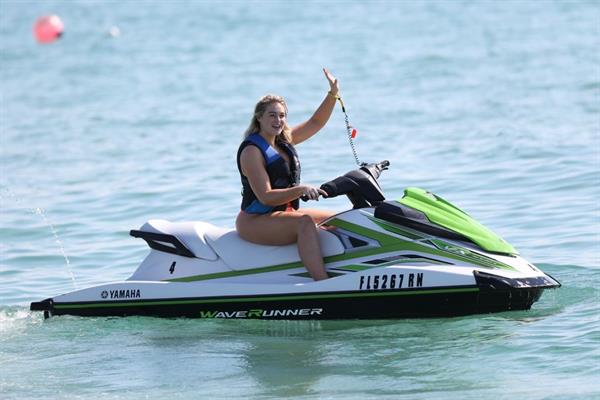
(30, 160, 560, 319)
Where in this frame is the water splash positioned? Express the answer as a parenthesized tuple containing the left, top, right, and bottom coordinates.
(0, 307, 40, 335)
(0, 186, 77, 289)
(33, 207, 77, 290)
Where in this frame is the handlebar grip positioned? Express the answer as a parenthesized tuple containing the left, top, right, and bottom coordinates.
(320, 182, 338, 198)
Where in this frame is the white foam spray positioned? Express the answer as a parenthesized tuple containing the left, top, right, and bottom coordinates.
(1, 187, 77, 289)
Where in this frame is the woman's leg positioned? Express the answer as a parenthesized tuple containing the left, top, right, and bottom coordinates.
(236, 211, 329, 280)
(294, 208, 337, 224)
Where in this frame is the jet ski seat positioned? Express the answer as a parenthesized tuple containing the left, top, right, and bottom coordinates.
(204, 226, 345, 271)
(136, 219, 346, 271)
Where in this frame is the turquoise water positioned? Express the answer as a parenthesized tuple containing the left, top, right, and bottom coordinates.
(1, 0, 599, 398)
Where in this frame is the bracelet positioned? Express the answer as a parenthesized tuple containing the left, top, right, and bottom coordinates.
(328, 90, 339, 99)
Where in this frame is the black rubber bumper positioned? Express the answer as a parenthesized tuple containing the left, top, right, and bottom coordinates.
(30, 298, 53, 311)
(474, 270, 561, 290)
(474, 270, 561, 312)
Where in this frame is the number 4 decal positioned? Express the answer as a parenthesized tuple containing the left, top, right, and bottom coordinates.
(169, 261, 176, 274)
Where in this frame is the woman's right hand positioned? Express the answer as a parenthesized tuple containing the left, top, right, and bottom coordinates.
(299, 184, 328, 201)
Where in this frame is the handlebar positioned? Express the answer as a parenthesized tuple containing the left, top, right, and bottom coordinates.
(300, 160, 390, 203)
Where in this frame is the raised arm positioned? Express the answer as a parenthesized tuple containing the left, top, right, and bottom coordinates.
(291, 68, 339, 145)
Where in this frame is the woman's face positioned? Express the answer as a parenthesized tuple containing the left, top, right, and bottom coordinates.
(257, 102, 286, 137)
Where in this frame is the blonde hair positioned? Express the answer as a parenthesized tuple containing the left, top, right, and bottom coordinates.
(243, 94, 292, 144)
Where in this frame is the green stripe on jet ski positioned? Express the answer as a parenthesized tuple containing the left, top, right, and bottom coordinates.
(52, 287, 480, 310)
(327, 219, 516, 271)
(377, 258, 448, 266)
(290, 271, 346, 278)
(332, 264, 376, 272)
(368, 217, 424, 240)
(327, 218, 399, 246)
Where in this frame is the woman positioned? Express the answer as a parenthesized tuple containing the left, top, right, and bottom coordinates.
(236, 68, 339, 281)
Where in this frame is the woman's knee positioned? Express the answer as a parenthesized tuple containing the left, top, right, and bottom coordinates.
(297, 214, 317, 233)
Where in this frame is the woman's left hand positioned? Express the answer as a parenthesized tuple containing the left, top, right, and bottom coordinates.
(323, 68, 339, 96)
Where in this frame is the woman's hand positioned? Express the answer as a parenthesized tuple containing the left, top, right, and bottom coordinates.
(290, 69, 340, 145)
(300, 184, 328, 201)
(323, 68, 339, 97)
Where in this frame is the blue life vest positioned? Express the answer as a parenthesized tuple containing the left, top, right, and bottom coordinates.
(237, 133, 301, 214)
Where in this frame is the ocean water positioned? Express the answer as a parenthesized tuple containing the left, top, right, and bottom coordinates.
(1, 0, 599, 398)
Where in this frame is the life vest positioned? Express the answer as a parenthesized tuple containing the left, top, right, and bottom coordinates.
(237, 133, 301, 214)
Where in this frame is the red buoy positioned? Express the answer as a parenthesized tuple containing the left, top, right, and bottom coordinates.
(33, 15, 64, 44)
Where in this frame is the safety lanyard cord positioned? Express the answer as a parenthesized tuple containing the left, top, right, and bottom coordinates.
(334, 95, 363, 166)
